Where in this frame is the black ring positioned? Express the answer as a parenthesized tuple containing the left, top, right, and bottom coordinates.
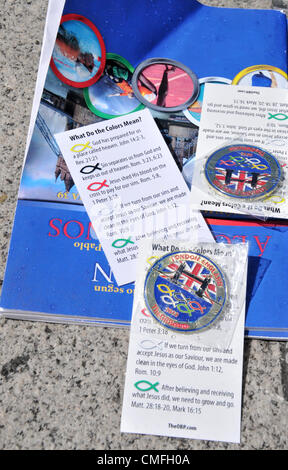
(131, 58, 199, 113)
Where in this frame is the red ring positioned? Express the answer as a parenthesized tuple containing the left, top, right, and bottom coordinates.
(50, 14, 106, 88)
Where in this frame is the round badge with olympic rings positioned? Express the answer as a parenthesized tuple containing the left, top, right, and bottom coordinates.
(204, 144, 282, 201)
(144, 251, 227, 333)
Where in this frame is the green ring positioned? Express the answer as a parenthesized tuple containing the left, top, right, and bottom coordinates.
(83, 53, 145, 119)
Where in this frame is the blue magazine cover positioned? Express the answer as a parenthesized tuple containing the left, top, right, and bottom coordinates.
(1, 0, 287, 329)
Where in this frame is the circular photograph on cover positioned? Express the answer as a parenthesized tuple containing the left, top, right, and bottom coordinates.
(83, 53, 144, 119)
(183, 76, 232, 126)
(131, 58, 199, 113)
(232, 65, 288, 88)
(50, 14, 106, 88)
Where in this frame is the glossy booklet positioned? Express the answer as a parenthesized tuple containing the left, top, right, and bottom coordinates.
(1, 0, 287, 333)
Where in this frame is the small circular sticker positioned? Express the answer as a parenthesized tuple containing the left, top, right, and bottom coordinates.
(50, 14, 106, 88)
(232, 65, 288, 88)
(204, 144, 282, 200)
(144, 252, 227, 332)
(83, 53, 144, 119)
(131, 58, 199, 113)
(183, 76, 232, 126)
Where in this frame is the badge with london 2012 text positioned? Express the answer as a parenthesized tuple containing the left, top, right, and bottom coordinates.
(144, 252, 227, 332)
(204, 144, 282, 201)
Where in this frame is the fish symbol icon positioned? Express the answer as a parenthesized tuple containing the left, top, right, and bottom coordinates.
(87, 180, 109, 191)
(80, 163, 102, 174)
(134, 381, 160, 392)
(71, 141, 92, 152)
(268, 113, 288, 121)
(139, 339, 163, 350)
(112, 237, 134, 249)
(265, 139, 286, 147)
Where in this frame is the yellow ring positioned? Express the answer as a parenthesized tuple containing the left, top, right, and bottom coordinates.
(263, 194, 285, 204)
(232, 65, 288, 85)
(157, 284, 174, 296)
(146, 255, 159, 266)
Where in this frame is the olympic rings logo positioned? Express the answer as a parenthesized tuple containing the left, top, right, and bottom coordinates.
(220, 155, 268, 171)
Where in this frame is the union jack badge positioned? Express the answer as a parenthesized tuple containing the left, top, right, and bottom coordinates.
(144, 251, 227, 332)
(204, 144, 282, 200)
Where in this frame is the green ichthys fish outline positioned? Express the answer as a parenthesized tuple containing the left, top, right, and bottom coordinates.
(268, 113, 288, 121)
(112, 237, 134, 249)
(134, 380, 160, 392)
